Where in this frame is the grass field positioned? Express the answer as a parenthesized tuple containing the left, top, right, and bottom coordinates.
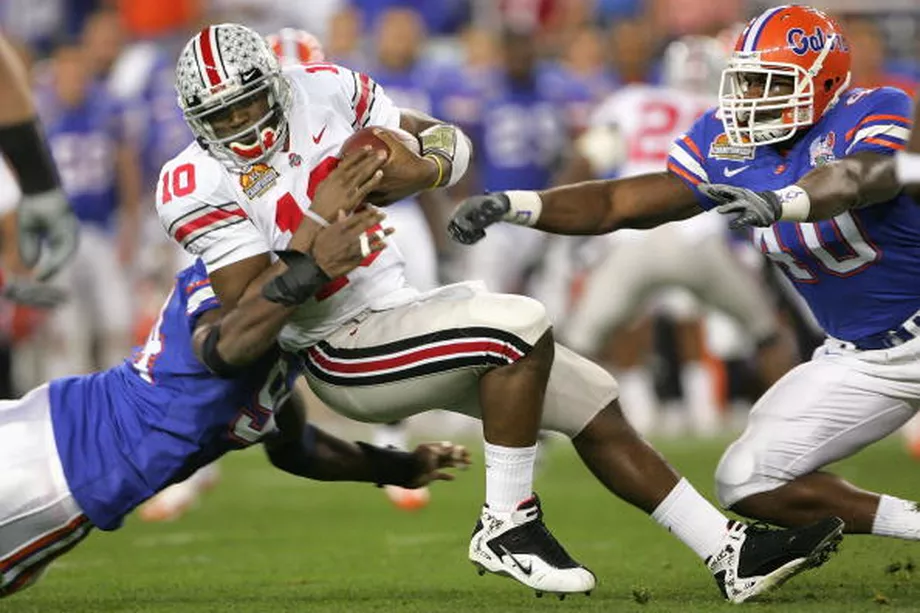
(9, 434, 920, 613)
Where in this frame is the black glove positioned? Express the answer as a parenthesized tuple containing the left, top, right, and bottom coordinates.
(447, 193, 510, 245)
(2, 279, 67, 308)
(699, 183, 782, 229)
(18, 188, 80, 281)
(262, 250, 331, 306)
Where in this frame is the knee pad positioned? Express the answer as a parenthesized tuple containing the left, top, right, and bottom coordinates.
(469, 293, 550, 348)
(714, 438, 760, 508)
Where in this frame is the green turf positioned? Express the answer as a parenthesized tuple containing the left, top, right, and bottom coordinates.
(7, 435, 920, 613)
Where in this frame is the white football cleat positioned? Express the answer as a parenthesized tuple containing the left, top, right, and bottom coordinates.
(469, 494, 596, 598)
(708, 517, 844, 603)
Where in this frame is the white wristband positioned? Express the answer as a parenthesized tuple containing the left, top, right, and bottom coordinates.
(775, 185, 811, 221)
(447, 129, 472, 187)
(896, 151, 920, 185)
(502, 191, 543, 227)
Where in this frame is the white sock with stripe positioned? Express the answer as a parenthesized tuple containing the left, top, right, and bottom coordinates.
(484, 441, 537, 513)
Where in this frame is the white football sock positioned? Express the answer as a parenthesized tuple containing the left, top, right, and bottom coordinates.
(680, 361, 720, 436)
(484, 441, 537, 512)
(372, 422, 409, 451)
(651, 478, 730, 560)
(872, 494, 920, 540)
(616, 367, 658, 435)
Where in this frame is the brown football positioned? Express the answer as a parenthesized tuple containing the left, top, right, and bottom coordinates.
(339, 126, 420, 158)
(338, 127, 422, 205)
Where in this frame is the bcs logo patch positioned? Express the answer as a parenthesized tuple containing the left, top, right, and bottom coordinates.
(809, 132, 837, 167)
(239, 163, 280, 199)
(787, 27, 848, 56)
(709, 133, 755, 161)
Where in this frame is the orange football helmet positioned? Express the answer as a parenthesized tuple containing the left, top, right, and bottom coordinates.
(719, 5, 851, 147)
(266, 28, 326, 67)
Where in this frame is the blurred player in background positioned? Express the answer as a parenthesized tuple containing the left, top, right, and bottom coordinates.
(844, 16, 917, 98)
(459, 27, 566, 302)
(541, 26, 615, 134)
(562, 35, 795, 436)
(0, 34, 78, 285)
(451, 4, 920, 551)
(0, 157, 469, 596)
(35, 40, 141, 380)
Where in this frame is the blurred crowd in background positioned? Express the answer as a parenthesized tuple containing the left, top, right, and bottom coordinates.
(0, 0, 918, 438)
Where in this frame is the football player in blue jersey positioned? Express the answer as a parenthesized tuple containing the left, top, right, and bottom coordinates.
(36, 40, 143, 378)
(459, 27, 568, 297)
(0, 150, 470, 598)
(450, 4, 920, 548)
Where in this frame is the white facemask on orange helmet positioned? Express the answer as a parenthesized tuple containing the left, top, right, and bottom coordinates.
(719, 5, 852, 147)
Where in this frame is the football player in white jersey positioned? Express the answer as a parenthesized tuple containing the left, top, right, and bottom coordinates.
(159, 24, 843, 601)
(267, 25, 438, 511)
(564, 36, 796, 435)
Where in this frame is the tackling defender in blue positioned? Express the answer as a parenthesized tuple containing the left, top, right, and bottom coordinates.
(0, 151, 469, 598)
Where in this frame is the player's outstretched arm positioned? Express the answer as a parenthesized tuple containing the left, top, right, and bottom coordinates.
(702, 151, 902, 229)
(796, 151, 901, 218)
(0, 35, 33, 125)
(195, 209, 392, 375)
(263, 387, 471, 487)
(448, 171, 702, 243)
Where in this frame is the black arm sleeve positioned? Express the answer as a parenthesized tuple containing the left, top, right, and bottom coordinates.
(0, 120, 60, 194)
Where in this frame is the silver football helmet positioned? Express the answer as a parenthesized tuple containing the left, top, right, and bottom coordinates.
(176, 23, 292, 171)
(662, 36, 728, 96)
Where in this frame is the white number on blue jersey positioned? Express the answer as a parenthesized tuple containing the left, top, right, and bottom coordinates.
(52, 133, 116, 195)
(753, 211, 881, 282)
(229, 359, 291, 445)
(133, 289, 172, 384)
(485, 103, 562, 167)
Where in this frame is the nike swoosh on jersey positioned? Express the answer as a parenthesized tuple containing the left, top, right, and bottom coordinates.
(723, 165, 751, 178)
(312, 126, 327, 144)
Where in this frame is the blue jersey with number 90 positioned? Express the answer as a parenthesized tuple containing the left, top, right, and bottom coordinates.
(667, 87, 919, 342)
(49, 260, 301, 530)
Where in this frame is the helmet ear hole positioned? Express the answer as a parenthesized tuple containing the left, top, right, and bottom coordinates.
(823, 78, 835, 92)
